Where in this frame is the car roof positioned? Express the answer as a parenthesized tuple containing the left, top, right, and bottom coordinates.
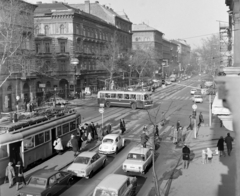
(103, 134, 119, 139)
(129, 146, 149, 154)
(77, 151, 96, 158)
(96, 174, 129, 192)
(31, 169, 60, 179)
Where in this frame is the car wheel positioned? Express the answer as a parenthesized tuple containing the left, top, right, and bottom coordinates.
(141, 169, 145, 175)
(105, 101, 110, 108)
(67, 177, 74, 186)
(88, 171, 93, 179)
(131, 103, 137, 110)
(115, 147, 119, 154)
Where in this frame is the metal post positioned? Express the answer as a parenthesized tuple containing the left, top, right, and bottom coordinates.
(194, 116, 197, 139)
(102, 113, 103, 129)
(74, 66, 76, 96)
(209, 94, 212, 127)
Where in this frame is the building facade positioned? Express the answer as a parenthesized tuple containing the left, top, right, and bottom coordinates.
(0, 0, 37, 112)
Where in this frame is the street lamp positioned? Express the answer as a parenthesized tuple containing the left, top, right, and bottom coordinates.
(70, 58, 79, 96)
(192, 103, 198, 139)
(128, 64, 132, 86)
(54, 87, 57, 107)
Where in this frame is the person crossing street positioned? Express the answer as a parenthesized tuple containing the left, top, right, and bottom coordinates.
(141, 127, 149, 148)
(198, 112, 204, 127)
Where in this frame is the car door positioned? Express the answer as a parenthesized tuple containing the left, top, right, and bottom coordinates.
(94, 154, 103, 170)
(55, 172, 68, 191)
(90, 156, 97, 172)
(47, 174, 59, 195)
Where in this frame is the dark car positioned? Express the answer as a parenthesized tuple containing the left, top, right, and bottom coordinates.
(19, 169, 73, 196)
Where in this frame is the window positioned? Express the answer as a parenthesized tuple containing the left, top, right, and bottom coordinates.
(62, 124, 69, 134)
(0, 145, 8, 159)
(70, 121, 76, 131)
(36, 43, 41, 53)
(60, 41, 66, 53)
(105, 93, 110, 98)
(35, 132, 45, 146)
(117, 94, 123, 99)
(59, 60, 65, 71)
(111, 94, 116, 98)
(45, 131, 50, 141)
(130, 94, 136, 100)
(24, 136, 35, 151)
(45, 42, 50, 53)
(100, 93, 105, 98)
(124, 94, 129, 99)
(35, 25, 40, 35)
(57, 126, 62, 137)
(44, 25, 49, 35)
(60, 24, 64, 34)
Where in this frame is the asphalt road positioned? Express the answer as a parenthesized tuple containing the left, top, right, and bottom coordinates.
(59, 77, 206, 196)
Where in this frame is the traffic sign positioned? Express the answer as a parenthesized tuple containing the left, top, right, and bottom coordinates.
(99, 108, 104, 113)
(192, 104, 197, 110)
(100, 103, 104, 108)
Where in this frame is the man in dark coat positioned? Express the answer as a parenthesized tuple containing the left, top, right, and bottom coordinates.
(141, 130, 149, 148)
(106, 123, 111, 134)
(120, 119, 125, 134)
(182, 144, 190, 169)
(91, 122, 97, 139)
(225, 133, 234, 156)
(217, 136, 225, 157)
(198, 112, 204, 127)
(176, 120, 181, 131)
(70, 135, 79, 156)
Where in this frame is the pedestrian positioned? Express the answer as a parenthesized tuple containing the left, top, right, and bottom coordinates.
(91, 122, 97, 139)
(70, 134, 79, 157)
(5, 162, 15, 188)
(202, 149, 207, 164)
(225, 133, 234, 156)
(154, 125, 159, 137)
(217, 136, 225, 157)
(187, 115, 193, 130)
(182, 144, 190, 169)
(87, 124, 93, 142)
(106, 123, 112, 134)
(178, 126, 183, 143)
(141, 130, 149, 148)
(173, 126, 178, 144)
(94, 123, 100, 140)
(53, 136, 63, 155)
(15, 161, 26, 191)
(120, 119, 125, 134)
(176, 120, 181, 131)
(76, 131, 82, 151)
(206, 148, 213, 163)
(198, 112, 204, 127)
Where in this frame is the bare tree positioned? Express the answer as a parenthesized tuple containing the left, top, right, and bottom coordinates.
(0, 0, 36, 87)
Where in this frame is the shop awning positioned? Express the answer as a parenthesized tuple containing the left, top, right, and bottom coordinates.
(212, 92, 231, 115)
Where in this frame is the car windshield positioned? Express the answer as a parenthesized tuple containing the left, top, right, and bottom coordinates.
(95, 189, 118, 196)
(74, 157, 90, 164)
(195, 96, 202, 98)
(103, 138, 114, 143)
(127, 153, 145, 160)
(28, 177, 47, 188)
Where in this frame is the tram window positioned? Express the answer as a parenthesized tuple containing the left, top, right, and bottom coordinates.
(24, 136, 35, 151)
(45, 131, 50, 142)
(117, 94, 123, 99)
(70, 121, 76, 131)
(111, 94, 116, 98)
(100, 93, 105, 98)
(35, 132, 45, 146)
(62, 124, 69, 134)
(130, 94, 136, 100)
(124, 94, 129, 99)
(0, 145, 8, 159)
(57, 126, 62, 137)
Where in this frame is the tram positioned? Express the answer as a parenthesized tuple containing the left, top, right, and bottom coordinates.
(0, 109, 81, 182)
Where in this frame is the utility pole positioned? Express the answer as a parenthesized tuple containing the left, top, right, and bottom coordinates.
(209, 94, 212, 127)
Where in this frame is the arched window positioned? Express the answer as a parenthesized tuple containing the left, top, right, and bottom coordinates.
(44, 25, 49, 35)
(76, 25, 79, 34)
(60, 24, 64, 34)
(35, 25, 40, 35)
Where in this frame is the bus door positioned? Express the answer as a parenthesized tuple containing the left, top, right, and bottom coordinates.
(9, 141, 22, 166)
(51, 128, 56, 153)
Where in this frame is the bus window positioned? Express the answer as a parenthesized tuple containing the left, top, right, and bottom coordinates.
(35, 132, 45, 146)
(117, 94, 123, 99)
(105, 93, 110, 98)
(130, 94, 136, 100)
(124, 94, 129, 99)
(45, 131, 50, 142)
(136, 95, 142, 100)
(0, 145, 8, 159)
(24, 136, 35, 151)
(111, 94, 116, 99)
(57, 126, 62, 137)
(100, 93, 105, 98)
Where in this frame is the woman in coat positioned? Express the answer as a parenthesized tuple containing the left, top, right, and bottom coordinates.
(5, 162, 15, 188)
(70, 134, 79, 156)
(53, 137, 63, 155)
(16, 161, 26, 191)
(217, 136, 225, 157)
(120, 119, 125, 134)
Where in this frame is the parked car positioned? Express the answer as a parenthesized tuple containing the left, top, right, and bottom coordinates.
(165, 80, 172, 85)
(48, 96, 68, 105)
(192, 95, 203, 103)
(99, 134, 125, 155)
(92, 174, 137, 196)
(19, 169, 73, 196)
(122, 146, 153, 174)
(67, 151, 107, 179)
(190, 89, 197, 95)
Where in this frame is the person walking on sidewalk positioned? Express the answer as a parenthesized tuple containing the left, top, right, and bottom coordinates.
(176, 120, 181, 131)
(53, 137, 63, 155)
(120, 119, 125, 134)
(217, 136, 225, 157)
(16, 161, 26, 191)
(225, 133, 234, 156)
(182, 144, 190, 169)
(70, 134, 79, 157)
(141, 130, 149, 148)
(172, 126, 178, 144)
(202, 150, 207, 164)
(198, 112, 204, 127)
(206, 148, 213, 163)
(5, 162, 15, 188)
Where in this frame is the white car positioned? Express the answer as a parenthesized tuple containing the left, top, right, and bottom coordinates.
(165, 80, 172, 85)
(67, 151, 107, 179)
(99, 134, 125, 154)
(93, 174, 137, 196)
(190, 89, 197, 95)
(193, 95, 203, 103)
(122, 146, 153, 174)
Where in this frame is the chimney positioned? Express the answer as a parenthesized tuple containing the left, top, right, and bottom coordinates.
(36, 1, 42, 4)
(85, 0, 90, 14)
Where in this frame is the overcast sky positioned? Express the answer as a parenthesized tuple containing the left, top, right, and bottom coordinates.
(30, 0, 229, 49)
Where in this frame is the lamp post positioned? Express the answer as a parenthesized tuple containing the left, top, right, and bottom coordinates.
(16, 95, 20, 114)
(192, 104, 198, 139)
(54, 87, 57, 107)
(70, 58, 79, 96)
(128, 64, 132, 86)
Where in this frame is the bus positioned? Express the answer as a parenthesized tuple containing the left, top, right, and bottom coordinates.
(0, 110, 81, 182)
(97, 90, 153, 109)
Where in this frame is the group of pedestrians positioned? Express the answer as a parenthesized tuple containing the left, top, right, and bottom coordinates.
(140, 125, 160, 148)
(5, 161, 26, 190)
(172, 121, 184, 145)
(187, 112, 204, 131)
(217, 133, 234, 157)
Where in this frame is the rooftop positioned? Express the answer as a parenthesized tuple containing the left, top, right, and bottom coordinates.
(132, 23, 163, 34)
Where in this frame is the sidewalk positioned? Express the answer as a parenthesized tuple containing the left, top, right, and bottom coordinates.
(158, 123, 236, 196)
(0, 140, 101, 196)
